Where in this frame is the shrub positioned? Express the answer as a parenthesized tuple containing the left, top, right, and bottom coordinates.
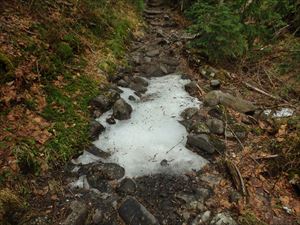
(186, 2, 247, 61)
(56, 42, 73, 60)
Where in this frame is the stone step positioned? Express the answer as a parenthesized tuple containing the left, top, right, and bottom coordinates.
(144, 9, 163, 15)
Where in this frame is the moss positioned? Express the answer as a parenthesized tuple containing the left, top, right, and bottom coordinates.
(0, 53, 14, 84)
(238, 212, 268, 225)
(42, 75, 98, 163)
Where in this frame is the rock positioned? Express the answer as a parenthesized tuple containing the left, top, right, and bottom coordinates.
(128, 95, 136, 101)
(106, 116, 116, 124)
(85, 145, 111, 159)
(203, 90, 257, 114)
(187, 134, 225, 154)
(131, 76, 149, 87)
(159, 57, 179, 66)
(84, 162, 125, 180)
(117, 178, 136, 194)
(160, 64, 168, 74)
(89, 121, 105, 141)
(118, 197, 160, 225)
(225, 124, 248, 139)
(191, 211, 212, 225)
(117, 79, 129, 87)
(144, 56, 152, 63)
(129, 82, 147, 93)
(113, 98, 133, 120)
(187, 134, 216, 154)
(210, 213, 237, 225)
(144, 64, 165, 77)
(87, 177, 113, 193)
(184, 81, 198, 95)
(210, 79, 221, 89)
(206, 118, 224, 135)
(191, 121, 210, 134)
(181, 107, 198, 120)
(160, 159, 168, 167)
(90, 90, 120, 112)
(146, 49, 160, 57)
(91, 209, 103, 224)
(62, 201, 88, 225)
(229, 190, 242, 203)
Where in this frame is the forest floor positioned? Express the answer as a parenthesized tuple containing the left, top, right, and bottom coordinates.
(0, 0, 299, 225)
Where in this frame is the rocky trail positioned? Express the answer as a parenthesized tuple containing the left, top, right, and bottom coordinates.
(24, 1, 298, 225)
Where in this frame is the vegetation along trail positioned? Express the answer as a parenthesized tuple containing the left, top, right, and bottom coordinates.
(0, 0, 299, 224)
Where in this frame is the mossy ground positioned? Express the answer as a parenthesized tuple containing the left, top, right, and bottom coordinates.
(0, 0, 143, 221)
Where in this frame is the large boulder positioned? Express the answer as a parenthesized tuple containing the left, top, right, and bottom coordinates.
(118, 197, 160, 225)
(203, 90, 257, 114)
(113, 98, 133, 120)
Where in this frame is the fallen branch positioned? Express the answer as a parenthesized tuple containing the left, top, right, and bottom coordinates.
(243, 82, 279, 100)
(225, 159, 247, 196)
(255, 154, 279, 160)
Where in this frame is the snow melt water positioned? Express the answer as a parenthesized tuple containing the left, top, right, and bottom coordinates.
(78, 75, 207, 177)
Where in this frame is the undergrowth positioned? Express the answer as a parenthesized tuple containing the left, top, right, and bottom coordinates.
(0, 0, 142, 181)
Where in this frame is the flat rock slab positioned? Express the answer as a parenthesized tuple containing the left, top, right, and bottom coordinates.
(144, 9, 163, 15)
(204, 90, 257, 114)
(119, 197, 160, 225)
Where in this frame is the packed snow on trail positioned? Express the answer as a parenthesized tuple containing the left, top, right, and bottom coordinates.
(77, 74, 207, 177)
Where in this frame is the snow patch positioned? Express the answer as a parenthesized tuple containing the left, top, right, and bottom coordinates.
(264, 108, 294, 118)
(85, 75, 207, 177)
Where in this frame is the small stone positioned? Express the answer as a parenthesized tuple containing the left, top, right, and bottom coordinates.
(129, 82, 147, 93)
(131, 76, 149, 86)
(229, 191, 242, 203)
(118, 197, 159, 225)
(117, 178, 136, 194)
(180, 107, 198, 120)
(186, 134, 215, 154)
(106, 116, 116, 124)
(117, 79, 129, 87)
(184, 81, 198, 95)
(160, 159, 168, 167)
(87, 177, 113, 193)
(92, 209, 103, 224)
(210, 213, 237, 225)
(62, 201, 88, 225)
(191, 122, 210, 134)
(128, 95, 136, 101)
(113, 98, 133, 120)
(210, 79, 221, 89)
(144, 56, 152, 63)
(206, 118, 224, 135)
(160, 64, 168, 74)
(84, 162, 125, 180)
(89, 121, 105, 141)
(146, 49, 160, 57)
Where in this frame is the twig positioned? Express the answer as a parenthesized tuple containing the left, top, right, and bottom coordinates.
(226, 124, 245, 151)
(225, 159, 247, 196)
(196, 83, 205, 96)
(166, 136, 184, 154)
(243, 81, 280, 100)
(255, 154, 279, 160)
